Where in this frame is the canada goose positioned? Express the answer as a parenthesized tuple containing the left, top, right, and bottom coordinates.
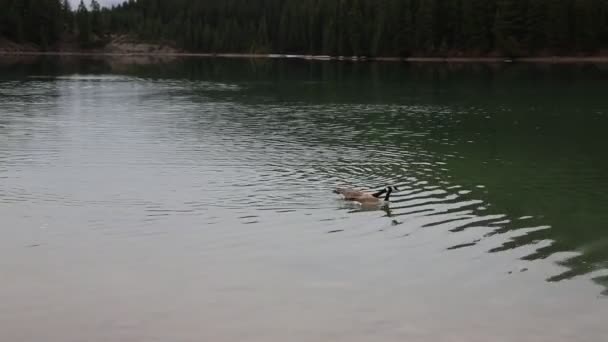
(334, 186, 398, 204)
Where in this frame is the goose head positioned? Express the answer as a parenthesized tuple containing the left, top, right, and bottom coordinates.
(383, 186, 399, 201)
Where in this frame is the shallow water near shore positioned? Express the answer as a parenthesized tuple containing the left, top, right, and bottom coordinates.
(1, 57, 608, 342)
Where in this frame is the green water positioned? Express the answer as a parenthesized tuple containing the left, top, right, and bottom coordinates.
(1, 57, 607, 341)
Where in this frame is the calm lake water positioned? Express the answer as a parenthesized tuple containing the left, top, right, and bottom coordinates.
(1, 57, 608, 342)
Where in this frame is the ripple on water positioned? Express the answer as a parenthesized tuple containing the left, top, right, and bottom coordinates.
(1, 72, 607, 301)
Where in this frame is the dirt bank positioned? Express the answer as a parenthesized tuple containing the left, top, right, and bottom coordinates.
(2, 36, 608, 63)
(0, 35, 179, 55)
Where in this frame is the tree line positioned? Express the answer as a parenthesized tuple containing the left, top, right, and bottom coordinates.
(0, 0, 105, 48)
(1, 0, 608, 56)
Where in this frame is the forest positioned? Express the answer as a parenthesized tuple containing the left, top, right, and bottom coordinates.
(1, 0, 607, 57)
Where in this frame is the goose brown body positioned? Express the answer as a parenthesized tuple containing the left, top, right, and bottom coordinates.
(334, 186, 397, 204)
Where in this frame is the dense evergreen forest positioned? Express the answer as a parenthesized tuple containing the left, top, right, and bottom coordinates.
(1, 0, 608, 56)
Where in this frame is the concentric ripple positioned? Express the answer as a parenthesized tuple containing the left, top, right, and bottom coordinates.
(1, 59, 608, 342)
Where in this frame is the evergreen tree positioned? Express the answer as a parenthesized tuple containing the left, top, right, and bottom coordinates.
(76, 0, 91, 47)
(62, 0, 74, 33)
(90, 0, 102, 36)
(525, 0, 548, 53)
(323, 19, 337, 55)
(438, 0, 463, 53)
(547, 0, 571, 52)
(392, 0, 414, 57)
(494, 0, 523, 56)
(370, 5, 385, 57)
(571, 0, 599, 52)
(254, 17, 270, 53)
(602, 1, 608, 47)
(1, 0, 607, 57)
(415, 0, 436, 53)
(347, 0, 364, 56)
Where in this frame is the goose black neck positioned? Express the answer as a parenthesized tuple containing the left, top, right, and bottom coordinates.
(372, 189, 387, 198)
(384, 188, 393, 201)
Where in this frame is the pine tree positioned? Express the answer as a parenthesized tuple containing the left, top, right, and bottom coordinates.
(547, 0, 571, 52)
(1, 0, 606, 57)
(438, 0, 463, 53)
(391, 0, 414, 57)
(2, 1, 25, 43)
(62, 0, 74, 33)
(602, 1, 608, 48)
(572, 0, 599, 52)
(323, 19, 337, 55)
(494, 0, 523, 56)
(76, 0, 91, 46)
(370, 6, 385, 57)
(347, 0, 364, 56)
(254, 17, 270, 53)
(525, 0, 548, 53)
(202, 24, 213, 51)
(415, 0, 436, 53)
(90, 0, 102, 36)
(277, 6, 290, 53)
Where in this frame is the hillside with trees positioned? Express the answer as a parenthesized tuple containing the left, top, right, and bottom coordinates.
(1, 0, 608, 57)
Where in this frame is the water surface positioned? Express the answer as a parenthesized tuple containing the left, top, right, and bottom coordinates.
(1, 57, 608, 342)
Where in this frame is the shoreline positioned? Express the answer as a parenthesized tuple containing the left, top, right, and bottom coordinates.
(2, 51, 608, 63)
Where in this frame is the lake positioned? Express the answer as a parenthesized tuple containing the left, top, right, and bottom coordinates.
(1, 57, 607, 342)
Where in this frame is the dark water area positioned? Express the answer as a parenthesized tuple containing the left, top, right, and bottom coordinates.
(1, 57, 607, 342)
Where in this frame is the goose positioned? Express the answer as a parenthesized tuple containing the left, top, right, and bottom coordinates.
(334, 186, 398, 204)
